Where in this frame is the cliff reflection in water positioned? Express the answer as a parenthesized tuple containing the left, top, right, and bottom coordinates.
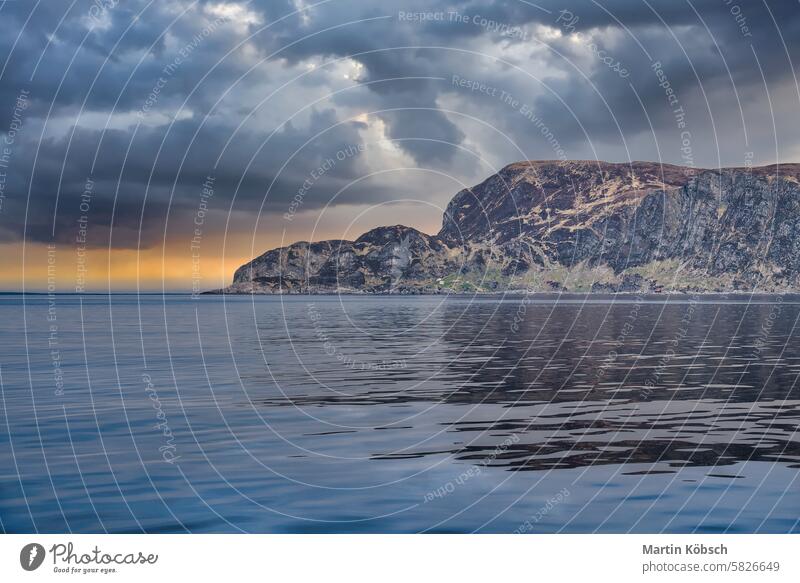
(2, 294, 798, 533)
(255, 296, 800, 474)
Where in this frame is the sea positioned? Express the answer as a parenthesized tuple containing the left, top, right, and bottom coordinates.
(1, 293, 798, 533)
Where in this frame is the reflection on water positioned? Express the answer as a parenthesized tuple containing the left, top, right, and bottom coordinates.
(0, 294, 798, 533)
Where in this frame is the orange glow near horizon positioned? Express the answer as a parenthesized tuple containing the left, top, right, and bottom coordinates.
(0, 242, 251, 292)
(0, 203, 443, 292)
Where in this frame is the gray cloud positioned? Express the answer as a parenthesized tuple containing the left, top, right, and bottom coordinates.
(1, 0, 799, 250)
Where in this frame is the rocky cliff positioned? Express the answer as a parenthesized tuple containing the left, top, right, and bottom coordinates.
(216, 161, 800, 294)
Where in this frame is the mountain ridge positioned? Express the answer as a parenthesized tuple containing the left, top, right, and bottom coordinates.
(212, 160, 800, 295)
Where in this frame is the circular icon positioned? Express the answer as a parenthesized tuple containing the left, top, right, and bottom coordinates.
(20, 543, 46, 571)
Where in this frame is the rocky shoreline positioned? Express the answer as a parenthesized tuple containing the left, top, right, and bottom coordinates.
(211, 160, 800, 295)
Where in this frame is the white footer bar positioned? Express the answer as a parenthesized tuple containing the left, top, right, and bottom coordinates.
(1, 534, 797, 582)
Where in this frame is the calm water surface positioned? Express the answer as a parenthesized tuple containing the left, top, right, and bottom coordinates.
(1, 294, 798, 533)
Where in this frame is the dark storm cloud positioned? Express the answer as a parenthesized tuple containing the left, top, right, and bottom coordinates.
(521, 0, 800, 156)
(246, 0, 800, 164)
(0, 108, 375, 248)
(1, 0, 800, 249)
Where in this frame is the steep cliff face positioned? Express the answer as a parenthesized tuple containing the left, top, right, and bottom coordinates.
(218, 161, 800, 294)
(438, 160, 699, 246)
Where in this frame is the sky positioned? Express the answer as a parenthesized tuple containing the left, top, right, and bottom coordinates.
(1, 0, 799, 291)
